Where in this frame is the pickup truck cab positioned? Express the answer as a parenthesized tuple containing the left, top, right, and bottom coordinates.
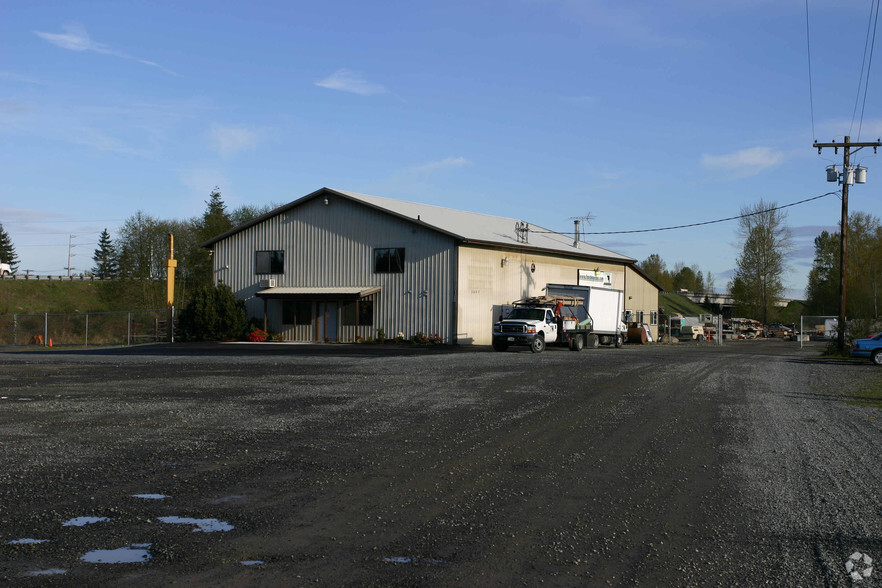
(493, 307, 558, 353)
(0, 263, 11, 277)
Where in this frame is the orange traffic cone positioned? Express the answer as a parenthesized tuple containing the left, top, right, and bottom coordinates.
(48, 338, 53, 347)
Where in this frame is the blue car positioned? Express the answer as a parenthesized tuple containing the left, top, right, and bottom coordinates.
(851, 333, 882, 365)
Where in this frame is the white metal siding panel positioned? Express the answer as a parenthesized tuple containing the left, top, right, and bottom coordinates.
(212, 196, 456, 342)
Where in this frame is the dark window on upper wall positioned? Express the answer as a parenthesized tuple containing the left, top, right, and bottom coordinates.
(256, 250, 284, 274)
(374, 248, 405, 273)
(342, 299, 374, 326)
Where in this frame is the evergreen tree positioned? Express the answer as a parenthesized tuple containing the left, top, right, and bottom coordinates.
(200, 188, 233, 241)
(188, 188, 234, 287)
(0, 224, 19, 273)
(92, 228, 119, 278)
(178, 283, 247, 341)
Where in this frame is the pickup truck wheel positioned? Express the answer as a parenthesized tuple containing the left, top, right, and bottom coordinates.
(872, 350, 882, 365)
(492, 339, 508, 352)
(586, 334, 599, 348)
(530, 335, 545, 354)
(569, 334, 584, 352)
(615, 334, 623, 348)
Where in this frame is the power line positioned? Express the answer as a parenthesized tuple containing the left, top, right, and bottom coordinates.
(0, 218, 124, 224)
(531, 191, 839, 236)
(858, 0, 881, 140)
(806, 0, 817, 140)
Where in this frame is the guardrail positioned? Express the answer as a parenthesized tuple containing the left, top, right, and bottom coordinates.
(0, 310, 174, 347)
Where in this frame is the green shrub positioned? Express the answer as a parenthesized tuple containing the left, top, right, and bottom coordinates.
(178, 283, 248, 341)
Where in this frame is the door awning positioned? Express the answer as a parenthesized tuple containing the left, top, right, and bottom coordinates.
(255, 286, 381, 300)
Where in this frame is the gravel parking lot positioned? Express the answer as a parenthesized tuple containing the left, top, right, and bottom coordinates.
(2, 341, 882, 586)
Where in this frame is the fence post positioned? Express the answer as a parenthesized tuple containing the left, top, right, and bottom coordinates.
(12, 314, 17, 346)
(127, 312, 131, 346)
(85, 313, 89, 348)
(44, 313, 48, 347)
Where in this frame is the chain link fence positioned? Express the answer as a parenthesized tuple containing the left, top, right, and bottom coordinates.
(0, 310, 174, 348)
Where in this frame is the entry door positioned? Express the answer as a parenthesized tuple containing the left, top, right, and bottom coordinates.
(317, 302, 338, 342)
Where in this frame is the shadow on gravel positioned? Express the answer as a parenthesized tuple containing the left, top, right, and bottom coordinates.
(784, 356, 870, 367)
(0, 342, 484, 358)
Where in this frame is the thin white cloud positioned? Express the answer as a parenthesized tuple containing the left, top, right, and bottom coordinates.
(315, 69, 388, 96)
(209, 125, 259, 158)
(410, 156, 472, 174)
(0, 70, 44, 85)
(34, 23, 180, 76)
(700, 147, 784, 177)
(0, 208, 67, 223)
(0, 100, 30, 114)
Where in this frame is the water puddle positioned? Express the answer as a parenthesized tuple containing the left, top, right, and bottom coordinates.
(62, 516, 111, 527)
(241, 560, 265, 566)
(384, 556, 445, 564)
(24, 568, 67, 576)
(8, 538, 49, 545)
(132, 494, 169, 499)
(210, 494, 245, 504)
(157, 516, 234, 533)
(81, 544, 152, 564)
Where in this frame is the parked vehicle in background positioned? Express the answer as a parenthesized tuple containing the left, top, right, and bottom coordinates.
(680, 324, 705, 340)
(851, 333, 882, 365)
(0, 263, 11, 277)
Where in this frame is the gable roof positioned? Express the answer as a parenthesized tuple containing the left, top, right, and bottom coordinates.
(203, 187, 636, 264)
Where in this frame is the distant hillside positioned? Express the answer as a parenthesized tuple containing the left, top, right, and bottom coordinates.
(0, 280, 170, 315)
(659, 292, 711, 316)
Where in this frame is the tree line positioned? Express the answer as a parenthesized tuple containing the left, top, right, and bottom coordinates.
(88, 190, 276, 308)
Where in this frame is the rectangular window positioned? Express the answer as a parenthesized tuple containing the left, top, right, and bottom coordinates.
(282, 301, 312, 325)
(342, 299, 374, 326)
(636, 311, 645, 324)
(650, 311, 659, 326)
(374, 248, 405, 273)
(256, 250, 284, 274)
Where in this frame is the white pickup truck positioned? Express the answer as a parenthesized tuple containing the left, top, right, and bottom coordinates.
(492, 284, 628, 353)
(0, 263, 11, 277)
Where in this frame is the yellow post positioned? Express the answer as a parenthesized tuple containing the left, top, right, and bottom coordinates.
(167, 234, 177, 342)
(167, 234, 177, 306)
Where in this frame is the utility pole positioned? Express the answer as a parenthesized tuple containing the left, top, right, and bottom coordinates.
(814, 136, 882, 352)
(66, 234, 75, 278)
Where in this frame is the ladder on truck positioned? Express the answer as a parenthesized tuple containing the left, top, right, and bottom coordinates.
(512, 295, 584, 308)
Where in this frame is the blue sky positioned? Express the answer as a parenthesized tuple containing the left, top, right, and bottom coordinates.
(1, 0, 879, 297)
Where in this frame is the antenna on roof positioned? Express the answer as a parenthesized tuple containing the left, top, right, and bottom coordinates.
(568, 213, 594, 247)
(514, 221, 530, 243)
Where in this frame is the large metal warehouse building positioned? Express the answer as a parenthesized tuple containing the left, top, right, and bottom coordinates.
(204, 187, 662, 345)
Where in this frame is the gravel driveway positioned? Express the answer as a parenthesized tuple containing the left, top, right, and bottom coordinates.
(2, 341, 881, 586)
